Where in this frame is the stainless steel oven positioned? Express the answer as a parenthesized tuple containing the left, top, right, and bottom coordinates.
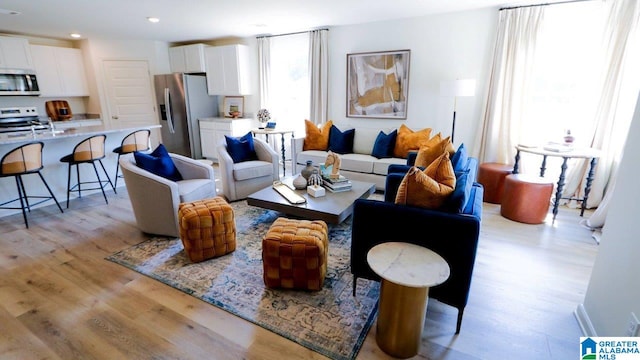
(0, 69, 40, 96)
(0, 107, 49, 133)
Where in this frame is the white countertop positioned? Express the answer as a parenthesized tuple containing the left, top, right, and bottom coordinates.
(199, 117, 253, 123)
(0, 122, 161, 146)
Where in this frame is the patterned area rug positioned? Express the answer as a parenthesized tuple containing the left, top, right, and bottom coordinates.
(106, 201, 380, 360)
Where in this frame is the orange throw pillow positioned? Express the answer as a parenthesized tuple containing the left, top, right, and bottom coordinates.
(395, 152, 456, 209)
(303, 120, 333, 151)
(414, 135, 455, 168)
(393, 124, 432, 158)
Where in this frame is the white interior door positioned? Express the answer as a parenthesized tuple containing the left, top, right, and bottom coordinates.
(103, 60, 156, 129)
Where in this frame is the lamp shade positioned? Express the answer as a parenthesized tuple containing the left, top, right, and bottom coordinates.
(440, 79, 476, 97)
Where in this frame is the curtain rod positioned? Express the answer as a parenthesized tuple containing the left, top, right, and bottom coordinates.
(500, 0, 595, 11)
(256, 28, 328, 39)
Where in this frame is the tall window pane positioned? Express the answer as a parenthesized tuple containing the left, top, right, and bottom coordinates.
(268, 33, 310, 136)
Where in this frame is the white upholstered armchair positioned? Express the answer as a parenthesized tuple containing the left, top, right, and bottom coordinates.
(119, 153, 217, 237)
(217, 136, 279, 201)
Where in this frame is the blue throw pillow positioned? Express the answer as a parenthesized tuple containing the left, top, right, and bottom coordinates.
(451, 143, 469, 173)
(328, 125, 355, 154)
(134, 144, 183, 181)
(225, 132, 258, 163)
(442, 170, 473, 213)
(371, 130, 397, 159)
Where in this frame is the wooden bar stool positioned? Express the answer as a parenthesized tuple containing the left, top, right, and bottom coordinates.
(500, 174, 554, 224)
(0, 141, 63, 228)
(60, 134, 115, 208)
(112, 129, 151, 190)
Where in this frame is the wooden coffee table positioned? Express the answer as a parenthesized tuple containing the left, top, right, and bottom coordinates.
(246, 176, 375, 224)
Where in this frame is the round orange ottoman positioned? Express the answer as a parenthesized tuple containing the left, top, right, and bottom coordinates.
(478, 162, 513, 204)
(500, 174, 554, 224)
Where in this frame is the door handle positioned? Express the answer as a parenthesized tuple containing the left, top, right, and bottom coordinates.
(112, 115, 119, 120)
(164, 88, 176, 134)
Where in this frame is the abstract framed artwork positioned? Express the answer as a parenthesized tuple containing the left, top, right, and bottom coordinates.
(346, 49, 411, 119)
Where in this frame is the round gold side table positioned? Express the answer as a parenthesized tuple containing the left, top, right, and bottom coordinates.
(367, 242, 450, 358)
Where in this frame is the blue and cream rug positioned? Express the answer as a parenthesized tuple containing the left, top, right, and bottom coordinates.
(106, 201, 380, 360)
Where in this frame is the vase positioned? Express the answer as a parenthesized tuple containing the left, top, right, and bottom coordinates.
(307, 169, 323, 187)
(301, 160, 314, 180)
(292, 174, 307, 190)
(563, 130, 575, 145)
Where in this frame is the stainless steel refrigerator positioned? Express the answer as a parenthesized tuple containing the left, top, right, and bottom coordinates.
(154, 73, 218, 159)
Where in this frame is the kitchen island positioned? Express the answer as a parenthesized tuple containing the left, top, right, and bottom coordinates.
(0, 122, 161, 218)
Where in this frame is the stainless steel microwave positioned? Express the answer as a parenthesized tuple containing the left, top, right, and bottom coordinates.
(0, 69, 40, 96)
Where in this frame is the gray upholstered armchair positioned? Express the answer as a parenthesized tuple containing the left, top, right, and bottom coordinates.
(217, 136, 279, 201)
(119, 153, 217, 237)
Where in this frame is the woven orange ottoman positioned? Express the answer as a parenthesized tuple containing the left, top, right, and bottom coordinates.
(178, 196, 236, 263)
(478, 162, 513, 204)
(500, 174, 554, 224)
(262, 217, 329, 291)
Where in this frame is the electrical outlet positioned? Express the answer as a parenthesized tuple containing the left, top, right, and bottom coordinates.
(626, 312, 640, 337)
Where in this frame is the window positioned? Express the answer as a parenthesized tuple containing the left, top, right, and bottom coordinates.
(524, 1, 606, 148)
(266, 33, 310, 136)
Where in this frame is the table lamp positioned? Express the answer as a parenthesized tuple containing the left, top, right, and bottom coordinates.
(440, 79, 476, 143)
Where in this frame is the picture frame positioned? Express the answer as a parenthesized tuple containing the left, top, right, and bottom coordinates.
(346, 49, 411, 119)
(223, 96, 244, 118)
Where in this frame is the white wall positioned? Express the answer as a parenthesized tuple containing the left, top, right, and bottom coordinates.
(82, 38, 171, 125)
(328, 9, 497, 151)
(577, 92, 640, 336)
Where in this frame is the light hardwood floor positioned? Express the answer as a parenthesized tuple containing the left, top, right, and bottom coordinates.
(0, 177, 598, 359)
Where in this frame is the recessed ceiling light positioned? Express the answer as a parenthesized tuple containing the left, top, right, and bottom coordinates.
(0, 8, 20, 15)
(70, 33, 82, 39)
(147, 17, 160, 23)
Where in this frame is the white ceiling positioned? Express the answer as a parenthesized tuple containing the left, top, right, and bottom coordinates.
(0, 0, 553, 43)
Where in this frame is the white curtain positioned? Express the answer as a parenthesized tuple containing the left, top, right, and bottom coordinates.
(258, 36, 271, 109)
(582, 0, 640, 228)
(309, 29, 329, 125)
(475, 6, 545, 165)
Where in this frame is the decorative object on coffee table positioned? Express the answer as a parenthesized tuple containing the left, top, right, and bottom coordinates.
(301, 160, 315, 180)
(292, 174, 307, 190)
(324, 151, 341, 179)
(307, 169, 323, 187)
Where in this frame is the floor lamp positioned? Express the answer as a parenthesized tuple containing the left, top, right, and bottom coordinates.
(440, 79, 476, 144)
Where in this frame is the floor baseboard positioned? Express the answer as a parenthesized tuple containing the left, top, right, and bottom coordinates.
(575, 304, 598, 337)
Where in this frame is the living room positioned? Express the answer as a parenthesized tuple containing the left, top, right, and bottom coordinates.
(1, 0, 639, 359)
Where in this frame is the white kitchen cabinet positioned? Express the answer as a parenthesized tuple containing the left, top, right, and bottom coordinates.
(0, 36, 33, 70)
(30, 45, 89, 97)
(205, 44, 251, 96)
(169, 44, 207, 73)
(199, 118, 252, 161)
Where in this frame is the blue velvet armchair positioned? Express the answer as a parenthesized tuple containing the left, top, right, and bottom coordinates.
(350, 152, 483, 334)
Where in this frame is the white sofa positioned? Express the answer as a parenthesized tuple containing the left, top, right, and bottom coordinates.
(291, 127, 406, 191)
